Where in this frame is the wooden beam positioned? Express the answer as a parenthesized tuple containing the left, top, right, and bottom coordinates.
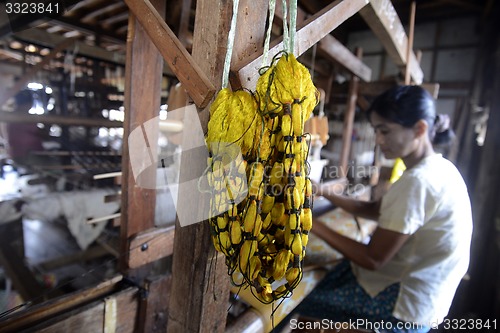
(0, 0, 81, 38)
(128, 226, 175, 269)
(225, 308, 265, 333)
(359, 0, 423, 84)
(167, 0, 237, 332)
(339, 48, 362, 178)
(231, 0, 369, 89)
(120, 0, 164, 271)
(38, 245, 111, 271)
(47, 17, 125, 45)
(404, 0, 416, 85)
(318, 34, 372, 82)
(138, 275, 171, 333)
(29, 301, 105, 332)
(0, 275, 123, 332)
(21, 286, 139, 333)
(231, 0, 269, 67)
(123, 0, 216, 108)
(0, 112, 123, 127)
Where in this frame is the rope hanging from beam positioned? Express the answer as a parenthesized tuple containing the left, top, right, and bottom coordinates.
(222, 0, 240, 89)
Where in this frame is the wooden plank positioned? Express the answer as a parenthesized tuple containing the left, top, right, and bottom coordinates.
(0, 112, 123, 127)
(225, 308, 265, 333)
(339, 48, 362, 178)
(231, 0, 268, 67)
(139, 275, 171, 333)
(87, 213, 122, 225)
(0, 276, 123, 333)
(231, 0, 369, 90)
(359, 0, 424, 84)
(113, 287, 140, 333)
(166, 0, 235, 332)
(35, 302, 105, 333)
(123, 0, 216, 108)
(94, 171, 123, 180)
(120, 0, 164, 270)
(319, 34, 372, 82)
(104, 193, 122, 203)
(24, 287, 138, 333)
(38, 245, 111, 271)
(128, 226, 175, 269)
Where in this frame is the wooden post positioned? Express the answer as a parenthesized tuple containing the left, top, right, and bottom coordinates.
(166, 0, 245, 332)
(404, 0, 416, 85)
(120, 0, 165, 272)
(339, 48, 362, 178)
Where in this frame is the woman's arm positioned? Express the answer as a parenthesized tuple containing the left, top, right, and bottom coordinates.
(316, 184, 381, 221)
(311, 221, 410, 270)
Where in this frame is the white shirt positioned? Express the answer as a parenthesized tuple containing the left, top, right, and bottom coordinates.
(352, 154, 472, 325)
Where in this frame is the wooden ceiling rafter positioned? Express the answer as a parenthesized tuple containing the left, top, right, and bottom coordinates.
(81, 2, 128, 23)
(101, 12, 130, 29)
(123, 0, 215, 108)
(318, 34, 372, 82)
(13, 28, 126, 66)
(47, 17, 126, 44)
(63, 0, 109, 19)
(231, 0, 370, 90)
(359, 0, 424, 84)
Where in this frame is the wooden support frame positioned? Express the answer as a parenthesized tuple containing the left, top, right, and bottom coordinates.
(0, 275, 123, 332)
(231, 0, 369, 89)
(123, 0, 216, 108)
(120, 0, 164, 272)
(318, 35, 372, 82)
(0, 1, 436, 331)
(359, 0, 424, 84)
(339, 48, 362, 178)
(128, 226, 175, 269)
(0, 112, 123, 127)
(166, 1, 240, 331)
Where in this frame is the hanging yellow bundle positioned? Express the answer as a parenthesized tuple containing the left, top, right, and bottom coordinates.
(206, 52, 319, 303)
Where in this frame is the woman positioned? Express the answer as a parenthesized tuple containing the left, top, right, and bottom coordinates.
(296, 85, 473, 333)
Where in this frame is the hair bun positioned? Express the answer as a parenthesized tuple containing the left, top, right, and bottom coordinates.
(434, 114, 451, 134)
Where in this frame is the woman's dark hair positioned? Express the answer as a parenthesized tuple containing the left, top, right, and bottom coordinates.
(367, 85, 454, 146)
